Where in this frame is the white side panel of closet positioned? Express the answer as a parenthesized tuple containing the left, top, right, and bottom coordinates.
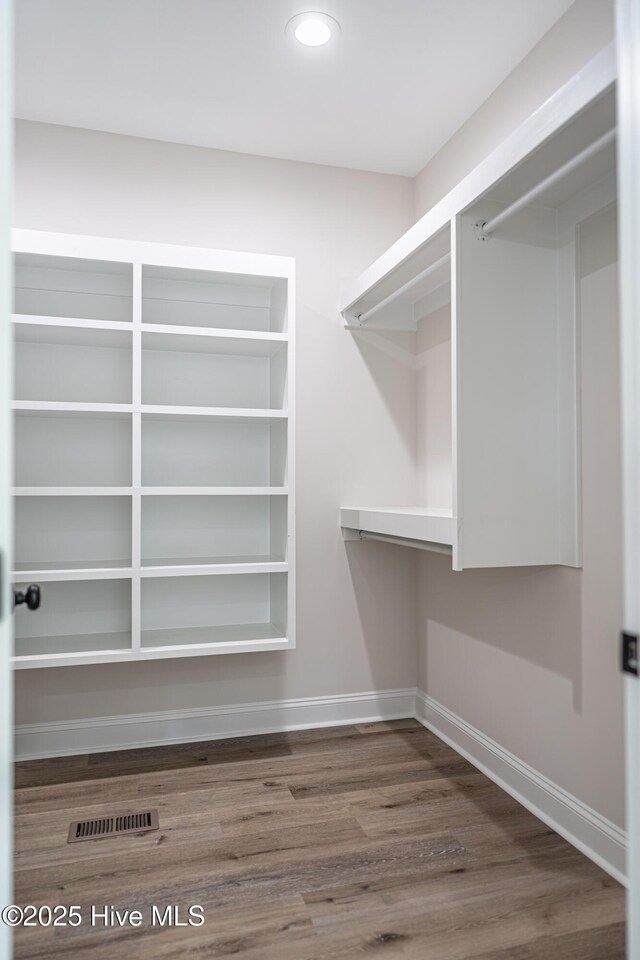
(455, 208, 579, 569)
(416, 303, 453, 510)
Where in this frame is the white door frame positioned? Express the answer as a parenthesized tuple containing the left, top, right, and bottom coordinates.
(0, 0, 14, 956)
(616, 0, 640, 955)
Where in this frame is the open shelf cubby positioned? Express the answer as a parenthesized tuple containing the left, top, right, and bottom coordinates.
(141, 495, 287, 568)
(141, 413, 287, 488)
(142, 265, 288, 332)
(14, 253, 133, 323)
(14, 322, 133, 405)
(13, 578, 133, 664)
(141, 331, 287, 410)
(14, 410, 132, 488)
(141, 573, 288, 654)
(14, 496, 132, 575)
(11, 229, 295, 666)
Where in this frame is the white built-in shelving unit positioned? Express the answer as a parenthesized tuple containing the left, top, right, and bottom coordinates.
(340, 45, 617, 571)
(11, 230, 295, 668)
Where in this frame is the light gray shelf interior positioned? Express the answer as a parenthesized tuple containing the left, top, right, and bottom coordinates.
(141, 415, 287, 487)
(13, 578, 132, 657)
(14, 411, 132, 487)
(14, 253, 133, 323)
(14, 323, 132, 404)
(14, 495, 132, 570)
(142, 331, 287, 409)
(141, 494, 287, 565)
(141, 572, 287, 647)
(142, 265, 288, 332)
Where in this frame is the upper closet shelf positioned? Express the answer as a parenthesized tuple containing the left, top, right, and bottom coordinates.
(340, 43, 616, 331)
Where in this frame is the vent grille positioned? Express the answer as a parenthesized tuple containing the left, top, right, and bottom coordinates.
(68, 809, 159, 843)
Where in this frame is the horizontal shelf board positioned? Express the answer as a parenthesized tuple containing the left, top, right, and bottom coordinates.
(12, 650, 135, 670)
(13, 319, 133, 348)
(13, 402, 133, 416)
(140, 486, 288, 496)
(142, 553, 284, 566)
(12, 314, 133, 331)
(14, 631, 133, 659)
(13, 562, 133, 582)
(13, 487, 134, 496)
(340, 506, 456, 546)
(141, 327, 288, 355)
(140, 560, 288, 577)
(140, 405, 287, 422)
(141, 323, 287, 340)
(141, 621, 286, 649)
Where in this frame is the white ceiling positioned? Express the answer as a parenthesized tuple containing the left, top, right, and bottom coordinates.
(15, 0, 575, 176)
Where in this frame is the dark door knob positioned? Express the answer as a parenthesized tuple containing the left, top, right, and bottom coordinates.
(14, 584, 41, 611)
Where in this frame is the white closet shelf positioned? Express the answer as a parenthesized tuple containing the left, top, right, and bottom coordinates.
(141, 560, 288, 577)
(140, 622, 287, 657)
(14, 645, 135, 671)
(13, 487, 134, 496)
(141, 486, 289, 496)
(140, 406, 287, 421)
(142, 327, 287, 355)
(340, 507, 456, 548)
(13, 402, 133, 416)
(12, 314, 133, 332)
(12, 562, 132, 581)
(141, 323, 287, 343)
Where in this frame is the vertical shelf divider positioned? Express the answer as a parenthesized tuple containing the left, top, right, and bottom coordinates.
(131, 262, 142, 655)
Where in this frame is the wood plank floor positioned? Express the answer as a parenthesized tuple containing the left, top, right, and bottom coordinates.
(13, 719, 625, 959)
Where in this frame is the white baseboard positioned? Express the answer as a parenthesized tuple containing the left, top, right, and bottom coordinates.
(14, 688, 417, 761)
(415, 690, 627, 886)
(15, 685, 627, 885)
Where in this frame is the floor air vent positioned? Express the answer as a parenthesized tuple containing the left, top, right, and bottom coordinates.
(67, 809, 159, 843)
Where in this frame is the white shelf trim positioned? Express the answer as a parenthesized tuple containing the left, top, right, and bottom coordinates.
(12, 401, 133, 415)
(140, 486, 289, 496)
(140, 322, 288, 342)
(340, 506, 456, 547)
(12, 314, 133, 332)
(140, 561, 288, 577)
(13, 487, 134, 496)
(140, 405, 287, 420)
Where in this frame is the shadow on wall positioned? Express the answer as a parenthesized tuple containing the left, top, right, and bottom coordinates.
(349, 329, 419, 469)
(344, 538, 418, 695)
(420, 552, 584, 713)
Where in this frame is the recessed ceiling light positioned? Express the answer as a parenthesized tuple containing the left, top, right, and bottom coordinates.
(286, 12, 341, 47)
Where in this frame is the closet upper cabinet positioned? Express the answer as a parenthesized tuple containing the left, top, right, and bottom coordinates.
(339, 44, 616, 570)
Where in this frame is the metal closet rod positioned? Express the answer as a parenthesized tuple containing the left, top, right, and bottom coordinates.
(481, 126, 617, 237)
(357, 530, 453, 556)
(355, 251, 451, 326)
